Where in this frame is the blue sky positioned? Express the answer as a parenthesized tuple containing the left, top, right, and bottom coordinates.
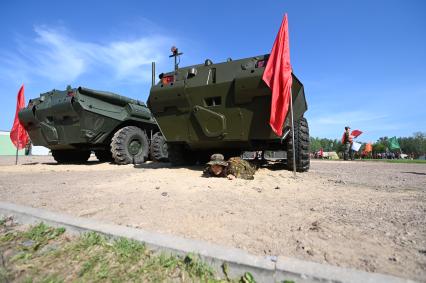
(1, 0, 425, 142)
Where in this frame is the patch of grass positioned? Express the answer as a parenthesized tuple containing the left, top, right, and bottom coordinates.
(22, 222, 65, 251)
(1, 222, 265, 282)
(112, 237, 146, 262)
(39, 274, 64, 283)
(21, 276, 35, 283)
(0, 267, 8, 283)
(241, 272, 256, 283)
(96, 261, 109, 279)
(77, 231, 106, 248)
(361, 159, 426, 164)
(183, 253, 215, 279)
(11, 251, 33, 261)
(24, 223, 64, 241)
(0, 222, 67, 282)
(78, 254, 101, 277)
(0, 230, 18, 243)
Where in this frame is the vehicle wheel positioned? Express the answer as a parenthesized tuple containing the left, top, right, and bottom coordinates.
(287, 117, 310, 172)
(167, 143, 196, 166)
(150, 132, 168, 162)
(52, 150, 91, 164)
(110, 126, 149, 165)
(95, 150, 113, 162)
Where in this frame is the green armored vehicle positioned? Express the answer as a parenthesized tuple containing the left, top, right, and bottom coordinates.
(19, 86, 168, 164)
(148, 49, 309, 171)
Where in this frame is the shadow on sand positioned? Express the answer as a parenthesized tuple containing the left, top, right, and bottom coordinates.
(22, 161, 106, 166)
(401, 171, 426, 176)
(133, 162, 203, 171)
(259, 162, 288, 171)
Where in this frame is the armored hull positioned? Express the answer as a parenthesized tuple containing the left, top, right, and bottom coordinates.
(19, 87, 167, 164)
(148, 54, 310, 171)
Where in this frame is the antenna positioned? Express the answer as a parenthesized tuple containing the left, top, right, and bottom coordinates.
(169, 46, 183, 73)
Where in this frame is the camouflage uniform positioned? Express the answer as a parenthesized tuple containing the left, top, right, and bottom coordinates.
(226, 157, 256, 180)
(343, 127, 353, 160)
(203, 154, 256, 180)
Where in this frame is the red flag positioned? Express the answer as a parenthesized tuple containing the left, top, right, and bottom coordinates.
(262, 14, 292, 137)
(10, 84, 28, 150)
(351, 129, 363, 138)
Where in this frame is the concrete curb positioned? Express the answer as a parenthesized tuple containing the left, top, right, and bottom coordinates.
(0, 201, 415, 283)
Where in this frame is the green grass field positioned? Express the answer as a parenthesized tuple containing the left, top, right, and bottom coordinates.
(1, 220, 278, 283)
(360, 159, 426, 164)
(314, 158, 426, 164)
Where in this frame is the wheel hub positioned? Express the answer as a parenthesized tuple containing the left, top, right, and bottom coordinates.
(128, 139, 142, 155)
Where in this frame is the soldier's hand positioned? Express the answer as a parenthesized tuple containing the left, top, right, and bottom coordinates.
(227, 174, 235, 180)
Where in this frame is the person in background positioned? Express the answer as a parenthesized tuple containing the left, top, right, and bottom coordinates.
(342, 126, 354, 160)
(24, 140, 32, 156)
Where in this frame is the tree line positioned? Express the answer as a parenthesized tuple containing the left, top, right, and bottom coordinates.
(310, 132, 426, 158)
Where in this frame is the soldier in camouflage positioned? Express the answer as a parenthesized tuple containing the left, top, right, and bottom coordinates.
(203, 154, 256, 180)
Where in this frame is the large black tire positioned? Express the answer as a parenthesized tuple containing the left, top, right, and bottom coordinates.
(150, 132, 168, 162)
(52, 150, 91, 164)
(95, 149, 113, 162)
(110, 126, 149, 165)
(287, 117, 310, 172)
(167, 143, 197, 166)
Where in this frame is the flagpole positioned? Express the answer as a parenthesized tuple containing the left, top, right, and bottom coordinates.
(15, 126, 19, 165)
(290, 88, 296, 178)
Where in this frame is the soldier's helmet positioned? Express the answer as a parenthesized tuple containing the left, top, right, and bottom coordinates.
(207, 154, 228, 166)
(345, 126, 351, 130)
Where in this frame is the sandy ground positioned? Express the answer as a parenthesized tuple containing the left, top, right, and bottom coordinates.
(0, 156, 425, 281)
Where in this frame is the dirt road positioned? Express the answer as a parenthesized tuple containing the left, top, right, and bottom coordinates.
(0, 156, 425, 281)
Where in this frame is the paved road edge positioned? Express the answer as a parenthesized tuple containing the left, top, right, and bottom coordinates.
(0, 201, 415, 283)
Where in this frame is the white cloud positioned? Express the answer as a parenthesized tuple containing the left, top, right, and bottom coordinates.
(0, 25, 173, 84)
(101, 38, 166, 81)
(31, 26, 88, 82)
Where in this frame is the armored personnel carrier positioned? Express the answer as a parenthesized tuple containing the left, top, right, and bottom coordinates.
(19, 86, 168, 164)
(148, 49, 309, 171)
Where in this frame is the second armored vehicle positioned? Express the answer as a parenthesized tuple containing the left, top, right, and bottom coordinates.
(148, 50, 310, 171)
(19, 86, 168, 164)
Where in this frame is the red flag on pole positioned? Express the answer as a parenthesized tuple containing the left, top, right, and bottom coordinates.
(262, 14, 292, 137)
(10, 84, 28, 150)
(351, 129, 363, 138)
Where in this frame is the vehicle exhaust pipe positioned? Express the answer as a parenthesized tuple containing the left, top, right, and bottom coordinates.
(152, 62, 155, 87)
